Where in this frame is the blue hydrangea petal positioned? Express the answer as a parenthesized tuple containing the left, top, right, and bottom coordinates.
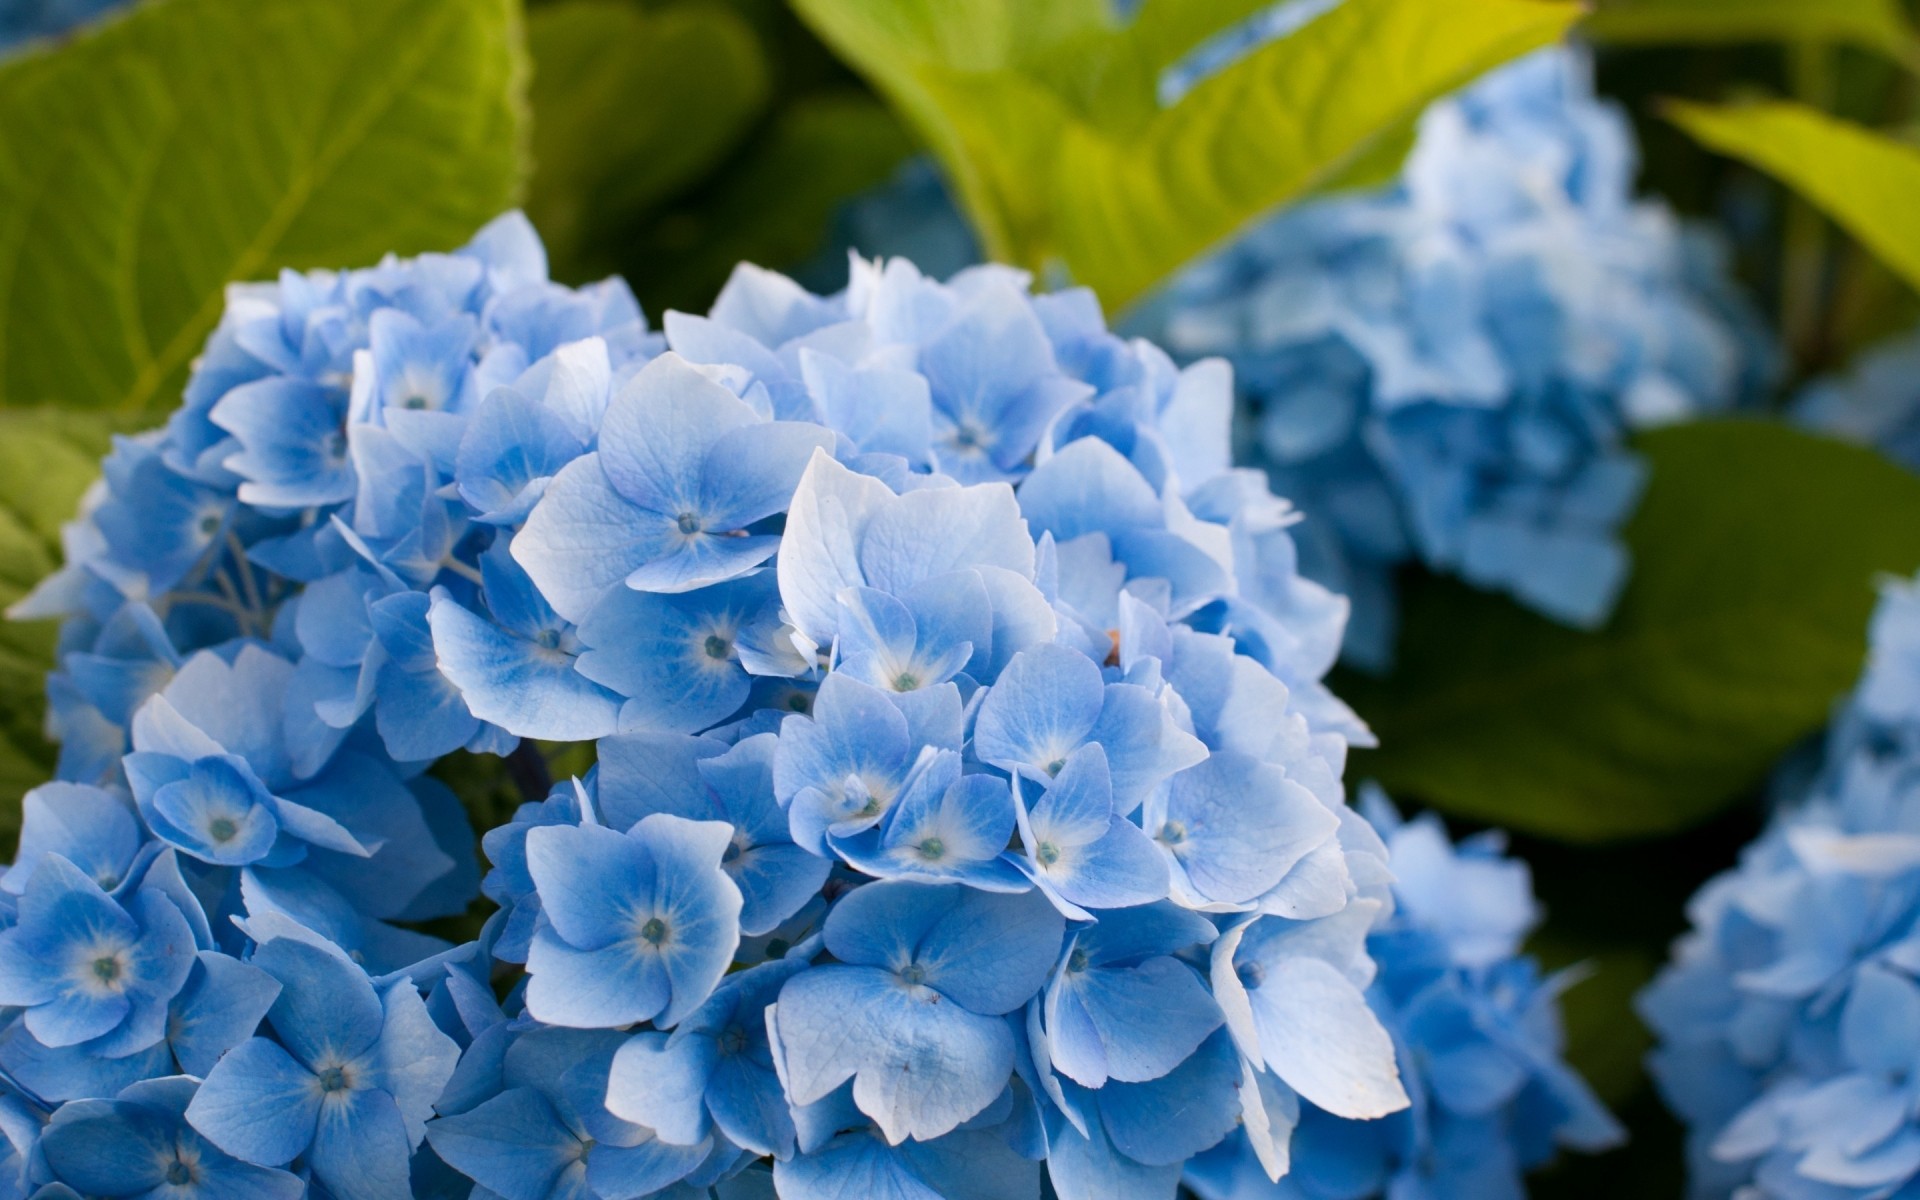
(169, 950, 282, 1077)
(187, 1035, 324, 1166)
(427, 1086, 581, 1200)
(428, 588, 621, 741)
(308, 1084, 415, 1200)
(513, 454, 679, 623)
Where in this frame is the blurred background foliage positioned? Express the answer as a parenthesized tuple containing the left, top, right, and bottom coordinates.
(8, 0, 1920, 1192)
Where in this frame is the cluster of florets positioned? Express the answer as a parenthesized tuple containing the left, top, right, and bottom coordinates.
(1137, 48, 1771, 666)
(1641, 573, 1920, 1199)
(1188, 787, 1622, 1200)
(0, 212, 1432, 1198)
(1794, 324, 1920, 475)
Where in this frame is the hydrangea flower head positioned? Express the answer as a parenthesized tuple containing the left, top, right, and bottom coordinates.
(1643, 571, 1920, 1199)
(1190, 786, 1622, 1200)
(1136, 46, 1772, 666)
(11, 212, 1435, 1197)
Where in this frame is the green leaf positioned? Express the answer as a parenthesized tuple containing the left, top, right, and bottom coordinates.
(1668, 100, 1920, 297)
(790, 0, 1578, 310)
(525, 0, 770, 284)
(1344, 421, 1920, 842)
(0, 411, 120, 850)
(621, 93, 917, 313)
(1585, 0, 1918, 61)
(0, 0, 528, 417)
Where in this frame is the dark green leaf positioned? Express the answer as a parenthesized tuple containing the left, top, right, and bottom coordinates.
(1346, 421, 1920, 842)
(526, 0, 770, 284)
(0, 0, 528, 416)
(622, 93, 916, 312)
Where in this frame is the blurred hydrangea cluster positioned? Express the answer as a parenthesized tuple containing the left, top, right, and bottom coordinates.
(0, 212, 1469, 1199)
(1188, 787, 1621, 1200)
(1793, 324, 1920, 475)
(0, 0, 129, 54)
(1641, 572, 1920, 1199)
(1137, 47, 1773, 666)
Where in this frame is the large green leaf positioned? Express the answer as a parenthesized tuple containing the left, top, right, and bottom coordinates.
(0, 412, 120, 848)
(1344, 421, 1920, 842)
(0, 0, 528, 417)
(790, 0, 1578, 310)
(1668, 100, 1920, 297)
(1586, 0, 1917, 59)
(526, 0, 769, 284)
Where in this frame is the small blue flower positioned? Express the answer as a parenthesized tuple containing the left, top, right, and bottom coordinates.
(0, 854, 195, 1055)
(185, 935, 459, 1200)
(40, 1076, 303, 1199)
(429, 1026, 711, 1200)
(522, 812, 744, 1028)
(770, 880, 1066, 1143)
(513, 353, 834, 619)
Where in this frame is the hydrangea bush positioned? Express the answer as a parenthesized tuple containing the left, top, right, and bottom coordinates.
(1136, 48, 1773, 666)
(0, 212, 1499, 1198)
(1189, 787, 1621, 1200)
(1641, 572, 1920, 1198)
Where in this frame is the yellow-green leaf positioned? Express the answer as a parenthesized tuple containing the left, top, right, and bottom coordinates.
(792, 0, 1579, 311)
(0, 0, 528, 416)
(1668, 100, 1920, 297)
(1586, 0, 1917, 62)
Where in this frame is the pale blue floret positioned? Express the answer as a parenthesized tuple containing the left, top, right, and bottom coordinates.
(522, 812, 744, 1029)
(428, 1026, 711, 1200)
(184, 935, 459, 1200)
(40, 1076, 304, 1199)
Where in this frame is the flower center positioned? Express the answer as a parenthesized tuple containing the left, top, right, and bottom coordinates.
(208, 816, 238, 843)
(1044, 758, 1066, 777)
(90, 955, 123, 985)
(1157, 821, 1188, 848)
(898, 963, 928, 986)
(166, 1160, 195, 1186)
(1067, 948, 1090, 974)
(704, 634, 731, 660)
(317, 1065, 352, 1093)
(916, 836, 946, 862)
(198, 513, 222, 537)
(1035, 841, 1061, 867)
(1236, 961, 1265, 991)
(640, 917, 670, 946)
(676, 512, 703, 536)
(401, 392, 431, 410)
(718, 1026, 749, 1056)
(892, 672, 920, 691)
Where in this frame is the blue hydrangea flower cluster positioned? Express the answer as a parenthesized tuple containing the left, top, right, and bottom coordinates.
(3, 212, 1422, 1197)
(0, 0, 130, 54)
(1187, 786, 1622, 1200)
(1641, 571, 1920, 1199)
(1794, 324, 1920, 475)
(1136, 48, 1772, 667)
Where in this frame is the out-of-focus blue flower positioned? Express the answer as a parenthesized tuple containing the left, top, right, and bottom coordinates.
(1642, 570, 1920, 1199)
(1794, 323, 1920, 474)
(0, 0, 131, 56)
(1191, 788, 1621, 1200)
(17, 211, 1431, 1197)
(1136, 46, 1772, 666)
